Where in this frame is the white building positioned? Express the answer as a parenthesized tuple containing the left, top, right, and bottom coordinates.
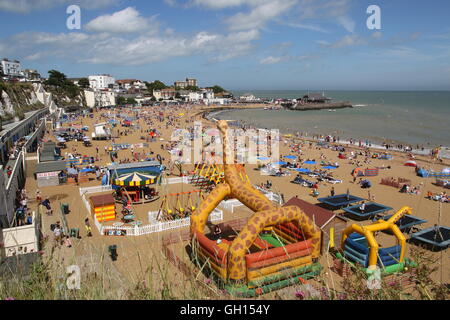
(240, 93, 259, 102)
(89, 74, 116, 90)
(84, 90, 116, 108)
(201, 89, 215, 100)
(1, 58, 21, 77)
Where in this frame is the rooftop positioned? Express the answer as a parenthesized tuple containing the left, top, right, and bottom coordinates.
(283, 196, 343, 228)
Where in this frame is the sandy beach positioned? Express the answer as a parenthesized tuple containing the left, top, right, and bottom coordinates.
(24, 104, 449, 299)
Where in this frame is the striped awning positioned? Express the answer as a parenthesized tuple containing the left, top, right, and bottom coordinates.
(113, 172, 157, 186)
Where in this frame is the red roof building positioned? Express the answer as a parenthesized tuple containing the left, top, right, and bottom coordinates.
(284, 196, 347, 253)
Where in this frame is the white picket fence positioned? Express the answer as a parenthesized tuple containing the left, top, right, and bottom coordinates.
(218, 189, 283, 213)
(79, 185, 113, 196)
(79, 184, 223, 237)
(218, 199, 244, 214)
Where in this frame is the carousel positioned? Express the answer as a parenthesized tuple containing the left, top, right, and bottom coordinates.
(112, 172, 161, 204)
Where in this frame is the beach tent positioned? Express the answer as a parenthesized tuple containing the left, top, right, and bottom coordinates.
(113, 172, 157, 187)
(404, 160, 417, 167)
(417, 168, 429, 177)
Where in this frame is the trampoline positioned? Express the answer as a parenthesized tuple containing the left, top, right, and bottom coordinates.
(343, 202, 392, 219)
(318, 194, 364, 208)
(410, 226, 450, 250)
(272, 161, 287, 166)
(380, 214, 427, 233)
(293, 168, 311, 173)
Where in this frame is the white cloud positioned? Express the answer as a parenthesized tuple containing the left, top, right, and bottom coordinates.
(0, 0, 118, 13)
(2, 26, 259, 66)
(169, 0, 355, 34)
(337, 15, 355, 33)
(259, 54, 315, 65)
(85, 7, 154, 34)
(191, 0, 257, 9)
(260, 56, 283, 65)
(226, 0, 297, 31)
(319, 35, 365, 49)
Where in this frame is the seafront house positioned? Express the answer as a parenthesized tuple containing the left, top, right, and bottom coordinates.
(89, 74, 116, 90)
(174, 78, 198, 89)
(23, 69, 41, 82)
(174, 80, 187, 89)
(116, 79, 146, 92)
(186, 78, 198, 87)
(84, 89, 116, 108)
(1, 58, 22, 78)
(153, 88, 177, 100)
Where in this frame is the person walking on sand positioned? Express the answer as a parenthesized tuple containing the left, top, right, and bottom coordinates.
(331, 187, 335, 197)
(36, 189, 42, 203)
(85, 218, 92, 237)
(53, 223, 62, 245)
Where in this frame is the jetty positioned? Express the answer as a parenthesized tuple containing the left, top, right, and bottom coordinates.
(282, 93, 352, 111)
(286, 101, 353, 111)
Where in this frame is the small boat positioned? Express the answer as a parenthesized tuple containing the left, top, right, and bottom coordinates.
(328, 109, 336, 112)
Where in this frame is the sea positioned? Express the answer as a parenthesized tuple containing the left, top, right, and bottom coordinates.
(212, 90, 450, 149)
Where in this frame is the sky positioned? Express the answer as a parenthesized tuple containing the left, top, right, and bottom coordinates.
(0, 0, 449, 90)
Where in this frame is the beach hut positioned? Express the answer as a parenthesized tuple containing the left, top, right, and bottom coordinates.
(284, 197, 347, 253)
(34, 161, 67, 187)
(90, 194, 116, 223)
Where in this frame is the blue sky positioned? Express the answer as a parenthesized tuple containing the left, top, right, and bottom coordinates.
(0, 0, 449, 90)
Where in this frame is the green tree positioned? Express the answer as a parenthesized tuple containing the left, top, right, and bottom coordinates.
(117, 96, 127, 105)
(44, 70, 67, 87)
(211, 85, 226, 94)
(185, 85, 200, 92)
(78, 78, 90, 88)
(146, 80, 167, 92)
(127, 98, 137, 105)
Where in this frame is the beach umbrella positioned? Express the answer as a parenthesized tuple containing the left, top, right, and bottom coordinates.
(113, 172, 157, 187)
(272, 161, 287, 165)
(257, 156, 269, 161)
(323, 166, 338, 170)
(404, 160, 417, 167)
(80, 168, 95, 173)
(294, 168, 311, 173)
(304, 160, 316, 165)
(283, 155, 297, 160)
